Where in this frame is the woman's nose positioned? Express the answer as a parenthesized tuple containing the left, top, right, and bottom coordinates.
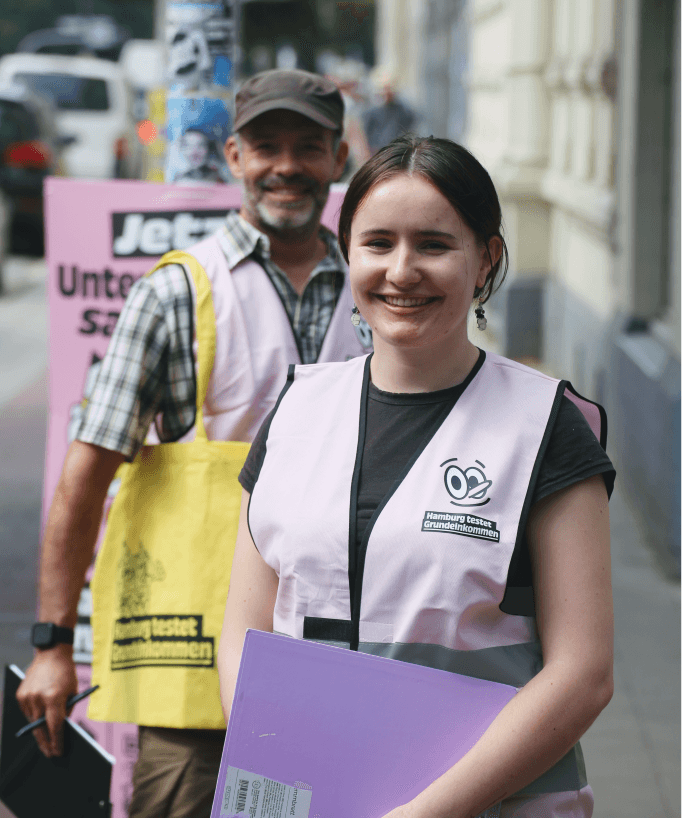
(385, 247, 422, 287)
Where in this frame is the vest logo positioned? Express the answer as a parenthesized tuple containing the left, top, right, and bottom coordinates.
(421, 511, 501, 542)
(112, 210, 231, 257)
(441, 457, 492, 507)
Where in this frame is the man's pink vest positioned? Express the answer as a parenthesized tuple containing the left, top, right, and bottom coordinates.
(148, 232, 372, 445)
(249, 352, 606, 808)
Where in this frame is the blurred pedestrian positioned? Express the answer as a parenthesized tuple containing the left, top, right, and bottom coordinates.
(363, 66, 418, 155)
(218, 135, 615, 818)
(326, 57, 371, 179)
(16, 68, 372, 818)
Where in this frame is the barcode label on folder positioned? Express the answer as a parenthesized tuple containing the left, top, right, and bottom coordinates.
(221, 766, 312, 818)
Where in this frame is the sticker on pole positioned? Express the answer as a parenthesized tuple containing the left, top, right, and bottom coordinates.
(220, 767, 312, 818)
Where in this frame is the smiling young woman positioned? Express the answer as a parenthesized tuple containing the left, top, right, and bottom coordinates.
(346, 173, 499, 391)
(218, 136, 616, 818)
(338, 137, 506, 393)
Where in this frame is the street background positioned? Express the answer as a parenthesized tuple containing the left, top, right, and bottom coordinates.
(0, 1, 679, 817)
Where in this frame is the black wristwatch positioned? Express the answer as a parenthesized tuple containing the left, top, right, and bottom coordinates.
(31, 622, 75, 649)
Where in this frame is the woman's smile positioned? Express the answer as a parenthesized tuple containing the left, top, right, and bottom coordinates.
(375, 294, 441, 308)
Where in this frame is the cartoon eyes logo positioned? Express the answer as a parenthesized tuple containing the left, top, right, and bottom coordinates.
(441, 458, 492, 507)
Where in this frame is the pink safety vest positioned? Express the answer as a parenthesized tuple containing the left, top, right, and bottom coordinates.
(146, 232, 373, 445)
(249, 352, 607, 810)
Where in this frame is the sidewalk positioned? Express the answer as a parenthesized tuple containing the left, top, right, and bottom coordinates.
(0, 256, 48, 406)
(581, 485, 680, 817)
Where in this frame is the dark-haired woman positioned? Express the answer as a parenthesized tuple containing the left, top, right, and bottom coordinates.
(218, 136, 615, 818)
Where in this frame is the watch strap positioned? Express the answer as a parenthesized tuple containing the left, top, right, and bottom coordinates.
(31, 622, 75, 648)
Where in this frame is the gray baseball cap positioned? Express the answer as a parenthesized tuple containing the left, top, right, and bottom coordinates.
(234, 69, 344, 133)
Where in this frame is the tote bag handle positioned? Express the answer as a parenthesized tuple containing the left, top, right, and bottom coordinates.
(147, 251, 216, 443)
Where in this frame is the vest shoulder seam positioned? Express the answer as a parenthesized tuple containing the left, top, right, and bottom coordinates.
(486, 352, 560, 383)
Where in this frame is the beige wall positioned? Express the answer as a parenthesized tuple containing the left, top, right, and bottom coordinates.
(464, 0, 618, 313)
(374, 0, 428, 105)
(652, 0, 681, 357)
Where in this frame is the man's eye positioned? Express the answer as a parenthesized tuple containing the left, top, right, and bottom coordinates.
(367, 239, 391, 248)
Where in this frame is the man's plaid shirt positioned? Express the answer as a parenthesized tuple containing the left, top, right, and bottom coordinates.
(76, 210, 346, 460)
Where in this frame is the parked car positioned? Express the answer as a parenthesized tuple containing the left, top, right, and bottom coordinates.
(0, 53, 143, 180)
(0, 82, 66, 255)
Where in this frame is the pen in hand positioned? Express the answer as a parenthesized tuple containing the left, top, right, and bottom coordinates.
(15, 685, 100, 739)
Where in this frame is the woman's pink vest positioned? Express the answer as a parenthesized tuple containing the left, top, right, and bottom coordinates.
(249, 352, 606, 808)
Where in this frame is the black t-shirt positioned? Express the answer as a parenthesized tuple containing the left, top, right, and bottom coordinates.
(239, 351, 615, 607)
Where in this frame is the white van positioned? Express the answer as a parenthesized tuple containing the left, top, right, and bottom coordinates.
(0, 53, 142, 179)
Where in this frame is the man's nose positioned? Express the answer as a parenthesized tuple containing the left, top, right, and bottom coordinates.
(272, 147, 302, 176)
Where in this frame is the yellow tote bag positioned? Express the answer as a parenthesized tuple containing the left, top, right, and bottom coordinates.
(89, 251, 250, 729)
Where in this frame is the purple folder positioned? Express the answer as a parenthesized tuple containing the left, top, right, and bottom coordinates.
(211, 630, 517, 818)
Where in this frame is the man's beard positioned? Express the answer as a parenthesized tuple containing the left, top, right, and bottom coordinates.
(245, 174, 330, 239)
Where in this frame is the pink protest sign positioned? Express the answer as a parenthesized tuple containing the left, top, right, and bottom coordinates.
(43, 177, 347, 817)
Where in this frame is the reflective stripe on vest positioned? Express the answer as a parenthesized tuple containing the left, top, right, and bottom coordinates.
(251, 353, 605, 796)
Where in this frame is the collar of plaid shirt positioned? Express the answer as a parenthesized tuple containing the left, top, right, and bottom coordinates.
(217, 210, 347, 364)
(217, 209, 344, 274)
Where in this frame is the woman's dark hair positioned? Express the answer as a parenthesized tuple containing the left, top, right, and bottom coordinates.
(338, 135, 509, 303)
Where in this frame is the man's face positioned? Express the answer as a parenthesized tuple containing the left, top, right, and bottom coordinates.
(225, 110, 347, 239)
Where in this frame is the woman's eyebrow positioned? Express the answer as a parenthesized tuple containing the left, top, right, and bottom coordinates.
(358, 228, 393, 237)
(416, 230, 457, 239)
(357, 229, 457, 239)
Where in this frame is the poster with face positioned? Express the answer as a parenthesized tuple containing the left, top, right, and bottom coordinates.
(165, 0, 236, 184)
(165, 95, 232, 184)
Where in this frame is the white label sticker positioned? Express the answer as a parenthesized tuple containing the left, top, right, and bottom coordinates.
(220, 766, 312, 818)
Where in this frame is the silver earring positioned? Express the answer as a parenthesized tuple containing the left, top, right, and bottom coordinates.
(351, 305, 361, 326)
(475, 300, 487, 331)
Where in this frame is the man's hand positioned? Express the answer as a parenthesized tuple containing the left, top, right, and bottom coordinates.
(13, 441, 124, 757)
(16, 644, 78, 757)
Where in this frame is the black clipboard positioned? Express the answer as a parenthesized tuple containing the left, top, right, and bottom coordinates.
(0, 665, 113, 818)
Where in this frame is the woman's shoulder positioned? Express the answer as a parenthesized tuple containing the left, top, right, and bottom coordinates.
(483, 351, 560, 385)
(536, 394, 615, 501)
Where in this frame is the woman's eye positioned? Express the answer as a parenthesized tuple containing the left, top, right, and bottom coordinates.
(422, 241, 447, 251)
(367, 239, 391, 248)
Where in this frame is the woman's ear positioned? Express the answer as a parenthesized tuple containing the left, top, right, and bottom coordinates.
(476, 236, 503, 288)
(488, 236, 503, 270)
